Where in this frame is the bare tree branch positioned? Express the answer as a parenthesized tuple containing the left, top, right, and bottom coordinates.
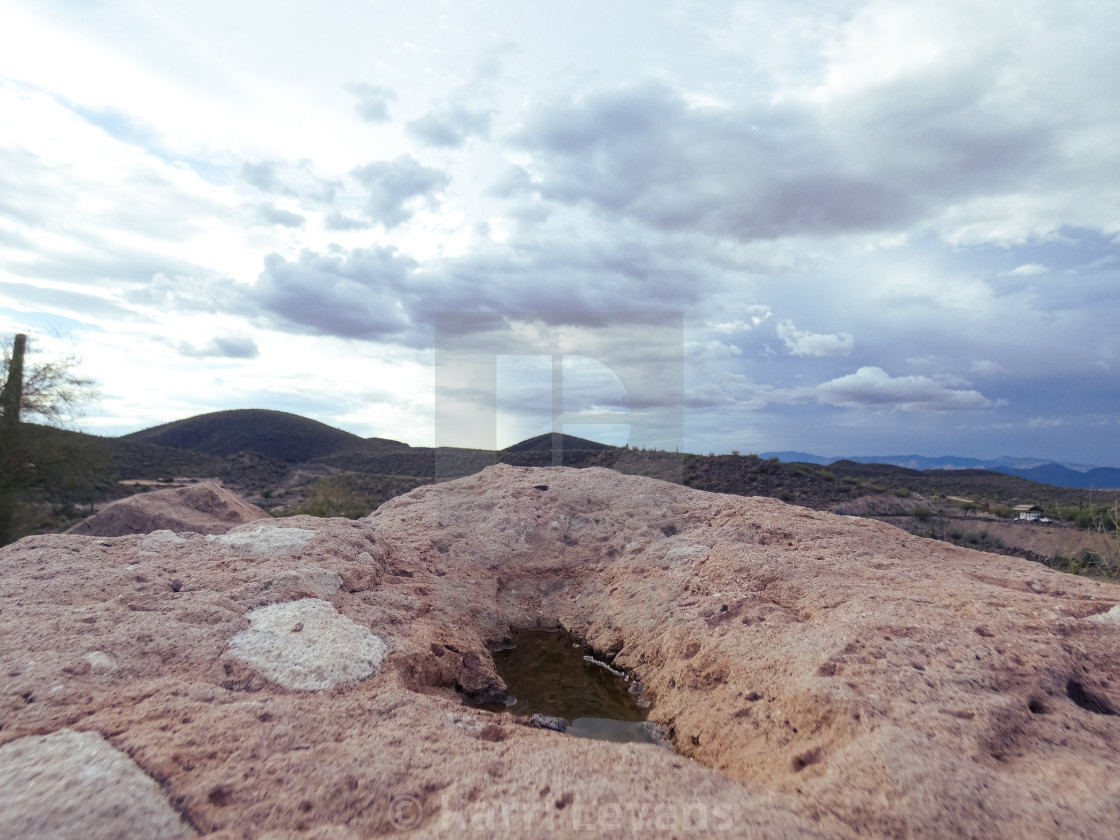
(1, 337, 100, 426)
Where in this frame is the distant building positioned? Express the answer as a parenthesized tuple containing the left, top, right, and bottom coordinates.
(1013, 504, 1043, 521)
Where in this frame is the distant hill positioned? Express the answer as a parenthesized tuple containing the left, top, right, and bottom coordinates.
(502, 433, 611, 453)
(122, 409, 407, 463)
(992, 463, 1120, 490)
(763, 451, 1117, 490)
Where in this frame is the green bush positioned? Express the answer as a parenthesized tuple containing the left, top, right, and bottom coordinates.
(817, 470, 835, 481)
(911, 507, 932, 522)
(891, 487, 911, 497)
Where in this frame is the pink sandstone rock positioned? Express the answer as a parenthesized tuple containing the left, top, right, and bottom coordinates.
(2, 464, 1118, 838)
(67, 481, 270, 537)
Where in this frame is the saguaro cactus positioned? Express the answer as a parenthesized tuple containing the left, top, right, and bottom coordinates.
(1, 333, 27, 428)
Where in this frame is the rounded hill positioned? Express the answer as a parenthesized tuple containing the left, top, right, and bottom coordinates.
(121, 409, 405, 463)
(502, 432, 612, 453)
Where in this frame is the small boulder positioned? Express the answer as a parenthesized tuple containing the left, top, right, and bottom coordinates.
(68, 482, 269, 537)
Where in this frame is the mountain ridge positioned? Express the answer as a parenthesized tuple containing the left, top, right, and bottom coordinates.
(762, 452, 1120, 490)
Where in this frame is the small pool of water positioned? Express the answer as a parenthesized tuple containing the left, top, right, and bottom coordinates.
(481, 629, 658, 745)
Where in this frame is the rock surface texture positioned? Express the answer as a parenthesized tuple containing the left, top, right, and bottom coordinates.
(67, 481, 270, 537)
(2, 464, 1118, 838)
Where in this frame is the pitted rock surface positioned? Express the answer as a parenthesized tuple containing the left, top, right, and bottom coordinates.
(3, 464, 1119, 838)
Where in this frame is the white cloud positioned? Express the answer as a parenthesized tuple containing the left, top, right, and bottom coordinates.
(776, 320, 854, 356)
(180, 335, 260, 359)
(710, 305, 773, 334)
(1006, 263, 1047, 276)
(407, 105, 492, 148)
(345, 83, 397, 124)
(686, 340, 742, 363)
(814, 366, 992, 411)
(970, 359, 1006, 375)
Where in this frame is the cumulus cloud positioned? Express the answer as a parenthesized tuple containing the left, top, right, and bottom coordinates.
(239, 160, 337, 203)
(180, 335, 260, 359)
(241, 160, 282, 192)
(814, 366, 992, 411)
(323, 212, 371, 231)
(406, 105, 492, 148)
(511, 75, 1054, 242)
(345, 83, 397, 124)
(257, 203, 305, 227)
(686, 339, 743, 363)
(349, 156, 450, 227)
(776, 320, 854, 356)
(243, 227, 719, 348)
(250, 247, 419, 342)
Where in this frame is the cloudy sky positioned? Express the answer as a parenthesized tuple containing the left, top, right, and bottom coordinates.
(2, 0, 1119, 464)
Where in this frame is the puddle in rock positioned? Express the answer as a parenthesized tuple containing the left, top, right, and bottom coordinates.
(480, 629, 658, 745)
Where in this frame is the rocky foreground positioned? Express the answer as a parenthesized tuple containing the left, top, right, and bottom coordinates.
(2, 464, 1119, 839)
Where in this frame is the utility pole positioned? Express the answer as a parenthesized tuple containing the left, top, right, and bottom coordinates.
(1, 333, 27, 429)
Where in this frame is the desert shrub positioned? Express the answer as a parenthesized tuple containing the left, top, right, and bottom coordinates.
(891, 487, 911, 497)
(957, 500, 977, 513)
(841, 477, 860, 485)
(911, 507, 932, 522)
(817, 470, 835, 481)
(1047, 554, 1080, 574)
(992, 505, 1013, 518)
(1078, 549, 1105, 570)
(1072, 507, 1097, 528)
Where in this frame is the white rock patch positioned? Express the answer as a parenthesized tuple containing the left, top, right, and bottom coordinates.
(226, 598, 387, 690)
(139, 529, 187, 558)
(83, 651, 117, 674)
(0, 729, 196, 840)
(207, 523, 316, 558)
(1088, 604, 1120, 626)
